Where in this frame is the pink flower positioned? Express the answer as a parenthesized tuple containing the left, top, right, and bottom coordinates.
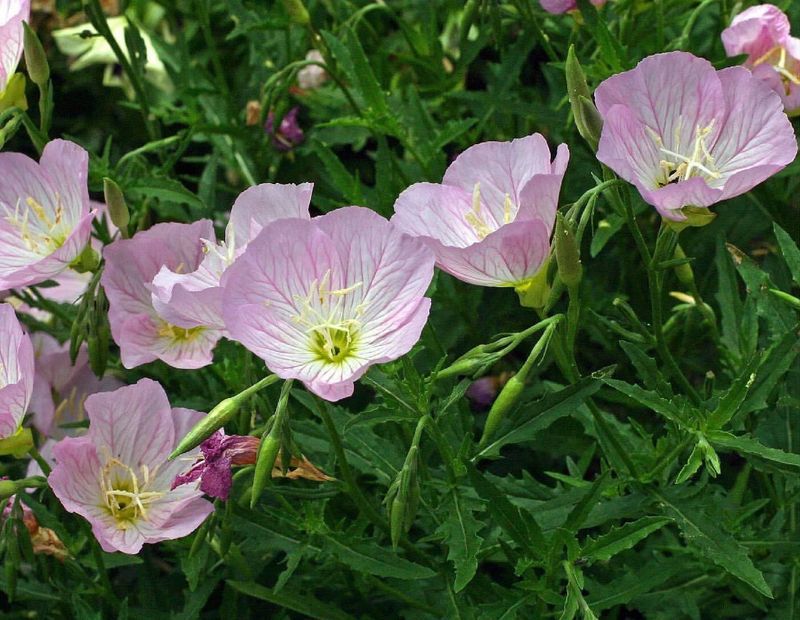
(0, 0, 29, 93)
(222, 207, 435, 401)
(0, 140, 95, 289)
(595, 51, 797, 222)
(150, 183, 313, 331)
(0, 303, 34, 439)
(540, 0, 606, 14)
(391, 133, 568, 288)
(29, 334, 123, 439)
(722, 4, 800, 115)
(102, 220, 224, 369)
(265, 107, 304, 151)
(48, 379, 214, 554)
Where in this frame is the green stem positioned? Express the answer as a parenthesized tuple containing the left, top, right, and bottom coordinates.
(28, 447, 51, 476)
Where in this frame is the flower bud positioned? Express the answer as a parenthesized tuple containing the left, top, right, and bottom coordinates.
(672, 245, 695, 288)
(565, 45, 602, 150)
(23, 22, 49, 88)
(281, 0, 310, 26)
(555, 213, 582, 288)
(170, 396, 240, 459)
(103, 177, 130, 237)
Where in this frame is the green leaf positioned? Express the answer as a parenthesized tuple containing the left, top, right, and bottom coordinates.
(127, 176, 204, 211)
(575, 0, 625, 72)
(708, 430, 800, 472)
(603, 378, 692, 428)
(227, 581, 355, 620)
(774, 223, 800, 287)
(740, 327, 799, 416)
(562, 471, 611, 534)
(706, 355, 760, 429)
(324, 536, 436, 580)
(477, 375, 602, 459)
(655, 491, 773, 598)
(715, 239, 744, 358)
(466, 461, 545, 555)
(311, 141, 365, 207)
(619, 341, 671, 396)
(582, 517, 671, 562)
(437, 491, 485, 592)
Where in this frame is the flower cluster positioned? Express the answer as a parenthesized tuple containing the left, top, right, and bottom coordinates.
(0, 1, 796, 561)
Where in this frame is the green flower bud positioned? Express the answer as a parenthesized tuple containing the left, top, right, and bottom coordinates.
(23, 22, 49, 88)
(565, 46, 602, 150)
(672, 245, 695, 288)
(282, 0, 310, 26)
(555, 213, 582, 289)
(103, 177, 130, 237)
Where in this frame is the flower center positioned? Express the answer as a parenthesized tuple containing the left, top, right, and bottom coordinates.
(100, 457, 164, 529)
(647, 120, 720, 187)
(292, 270, 363, 365)
(1, 195, 69, 255)
(753, 45, 800, 93)
(464, 183, 515, 241)
(156, 321, 206, 343)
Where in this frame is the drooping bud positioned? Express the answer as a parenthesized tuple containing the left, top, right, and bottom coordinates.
(22, 22, 49, 88)
(388, 447, 420, 550)
(103, 177, 130, 237)
(555, 213, 582, 288)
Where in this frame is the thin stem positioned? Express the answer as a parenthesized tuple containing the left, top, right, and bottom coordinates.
(28, 446, 51, 476)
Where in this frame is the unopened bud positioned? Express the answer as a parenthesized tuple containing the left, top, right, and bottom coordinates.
(565, 45, 602, 150)
(672, 245, 695, 288)
(103, 178, 130, 237)
(555, 213, 582, 288)
(245, 100, 262, 126)
(281, 0, 310, 26)
(23, 22, 49, 88)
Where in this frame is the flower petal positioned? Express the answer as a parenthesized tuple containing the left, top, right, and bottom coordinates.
(227, 182, 313, 246)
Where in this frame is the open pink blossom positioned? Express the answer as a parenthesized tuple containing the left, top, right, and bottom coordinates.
(222, 207, 435, 401)
(595, 51, 797, 222)
(48, 379, 214, 554)
(0, 303, 34, 439)
(722, 4, 800, 115)
(0, 0, 29, 93)
(150, 183, 312, 331)
(29, 334, 122, 439)
(540, 0, 605, 14)
(391, 133, 568, 290)
(0, 140, 95, 289)
(102, 220, 223, 369)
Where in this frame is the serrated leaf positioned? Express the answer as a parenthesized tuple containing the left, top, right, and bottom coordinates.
(740, 328, 799, 416)
(603, 378, 692, 428)
(582, 517, 671, 562)
(655, 492, 773, 598)
(619, 341, 671, 396)
(706, 355, 760, 429)
(438, 492, 485, 592)
(324, 537, 436, 580)
(466, 461, 545, 555)
(708, 430, 800, 472)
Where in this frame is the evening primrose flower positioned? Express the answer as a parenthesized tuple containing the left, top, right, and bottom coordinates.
(595, 51, 797, 222)
(391, 133, 568, 305)
(52, 15, 172, 96)
(0, 140, 95, 289)
(222, 207, 435, 401)
(29, 334, 122, 439)
(102, 221, 224, 369)
(0, 303, 34, 440)
(722, 4, 800, 116)
(0, 0, 29, 103)
(151, 183, 312, 331)
(48, 379, 213, 554)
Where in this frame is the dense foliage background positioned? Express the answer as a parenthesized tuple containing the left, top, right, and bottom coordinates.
(2, 0, 800, 617)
